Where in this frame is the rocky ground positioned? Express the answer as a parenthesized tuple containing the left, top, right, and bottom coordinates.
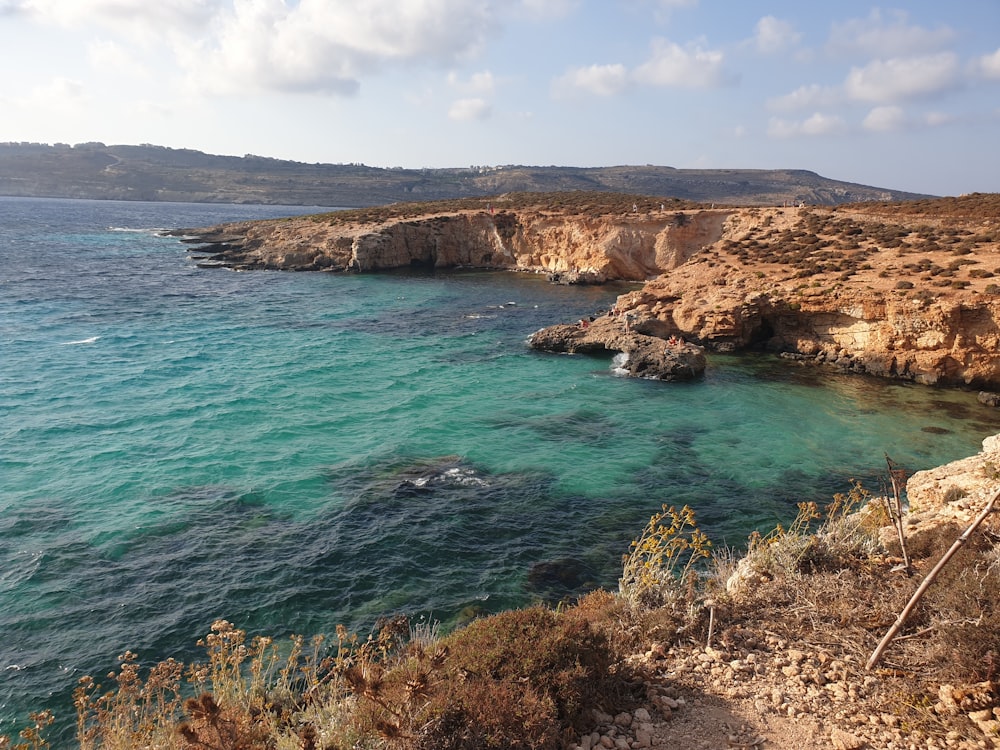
(564, 436, 1000, 750)
(574, 637, 988, 750)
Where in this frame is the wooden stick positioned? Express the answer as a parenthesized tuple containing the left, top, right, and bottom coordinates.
(866, 487, 1000, 670)
(885, 454, 911, 574)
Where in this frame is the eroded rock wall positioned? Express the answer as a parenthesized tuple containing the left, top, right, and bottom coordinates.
(188, 208, 731, 280)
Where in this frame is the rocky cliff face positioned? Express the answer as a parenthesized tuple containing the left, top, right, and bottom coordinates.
(184, 206, 722, 279)
(178, 194, 1000, 389)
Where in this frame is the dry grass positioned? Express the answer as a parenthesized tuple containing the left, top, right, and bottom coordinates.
(302, 191, 706, 227)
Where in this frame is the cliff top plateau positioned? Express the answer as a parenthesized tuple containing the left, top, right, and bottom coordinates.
(0, 141, 932, 207)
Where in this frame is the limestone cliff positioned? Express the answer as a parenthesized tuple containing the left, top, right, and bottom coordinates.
(176, 192, 1000, 389)
(178, 202, 719, 279)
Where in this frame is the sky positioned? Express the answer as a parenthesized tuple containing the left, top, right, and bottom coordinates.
(0, 1, 998, 197)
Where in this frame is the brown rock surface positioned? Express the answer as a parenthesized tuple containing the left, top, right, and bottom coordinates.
(526, 315, 707, 381)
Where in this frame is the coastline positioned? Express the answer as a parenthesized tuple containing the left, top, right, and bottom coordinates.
(173, 192, 1000, 391)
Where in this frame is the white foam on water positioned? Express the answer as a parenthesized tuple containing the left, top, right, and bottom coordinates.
(108, 226, 162, 234)
(61, 336, 100, 345)
(611, 351, 630, 376)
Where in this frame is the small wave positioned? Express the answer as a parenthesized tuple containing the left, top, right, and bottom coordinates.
(108, 226, 162, 234)
(611, 351, 630, 377)
(61, 336, 100, 345)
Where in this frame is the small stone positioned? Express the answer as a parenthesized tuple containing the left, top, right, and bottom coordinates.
(593, 709, 613, 724)
(634, 729, 652, 748)
(634, 707, 651, 723)
(830, 728, 865, 750)
(600, 736, 615, 749)
(614, 712, 632, 727)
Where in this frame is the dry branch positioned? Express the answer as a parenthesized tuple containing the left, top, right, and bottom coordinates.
(866, 486, 1000, 670)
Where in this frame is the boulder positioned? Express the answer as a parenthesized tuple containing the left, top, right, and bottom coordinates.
(527, 315, 706, 382)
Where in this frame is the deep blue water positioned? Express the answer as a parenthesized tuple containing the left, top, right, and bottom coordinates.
(2, 197, 999, 741)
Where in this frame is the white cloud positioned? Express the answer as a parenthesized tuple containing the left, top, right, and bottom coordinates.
(648, 0, 698, 19)
(514, 0, 576, 20)
(767, 83, 837, 112)
(924, 111, 956, 127)
(186, 0, 496, 96)
(862, 105, 906, 132)
(552, 63, 629, 97)
(447, 70, 496, 96)
(14, 75, 89, 113)
(0, 0, 30, 17)
(16, 0, 499, 97)
(87, 39, 147, 77)
(827, 9, 956, 58)
(19, 0, 216, 35)
(844, 53, 961, 103)
(552, 35, 728, 98)
(448, 97, 491, 121)
(976, 48, 1000, 80)
(800, 113, 845, 135)
(632, 37, 728, 88)
(861, 106, 959, 133)
(767, 113, 846, 138)
(753, 16, 800, 55)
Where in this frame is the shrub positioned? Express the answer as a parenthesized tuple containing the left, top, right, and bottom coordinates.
(429, 606, 618, 743)
(619, 504, 711, 612)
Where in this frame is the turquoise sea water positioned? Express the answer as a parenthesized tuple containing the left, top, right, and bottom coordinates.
(3, 197, 1000, 740)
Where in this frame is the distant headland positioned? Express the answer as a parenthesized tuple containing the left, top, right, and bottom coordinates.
(0, 141, 932, 208)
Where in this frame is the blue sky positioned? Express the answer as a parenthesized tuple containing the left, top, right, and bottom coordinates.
(0, 1, 998, 196)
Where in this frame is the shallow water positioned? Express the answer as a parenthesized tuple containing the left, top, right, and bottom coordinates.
(2, 197, 999, 739)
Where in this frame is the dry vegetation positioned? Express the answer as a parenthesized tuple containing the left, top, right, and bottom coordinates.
(5, 471, 1000, 750)
(684, 194, 1000, 302)
(301, 192, 707, 227)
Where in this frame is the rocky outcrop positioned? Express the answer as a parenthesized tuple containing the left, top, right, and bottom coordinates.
(177, 207, 729, 281)
(527, 316, 707, 381)
(618, 275, 1000, 388)
(175, 194, 1000, 389)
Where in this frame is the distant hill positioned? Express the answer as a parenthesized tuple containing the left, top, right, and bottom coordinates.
(0, 142, 933, 207)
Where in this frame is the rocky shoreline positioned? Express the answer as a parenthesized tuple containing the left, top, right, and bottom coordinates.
(172, 192, 1000, 389)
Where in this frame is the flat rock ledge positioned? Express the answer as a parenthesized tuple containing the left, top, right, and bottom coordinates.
(528, 316, 706, 382)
